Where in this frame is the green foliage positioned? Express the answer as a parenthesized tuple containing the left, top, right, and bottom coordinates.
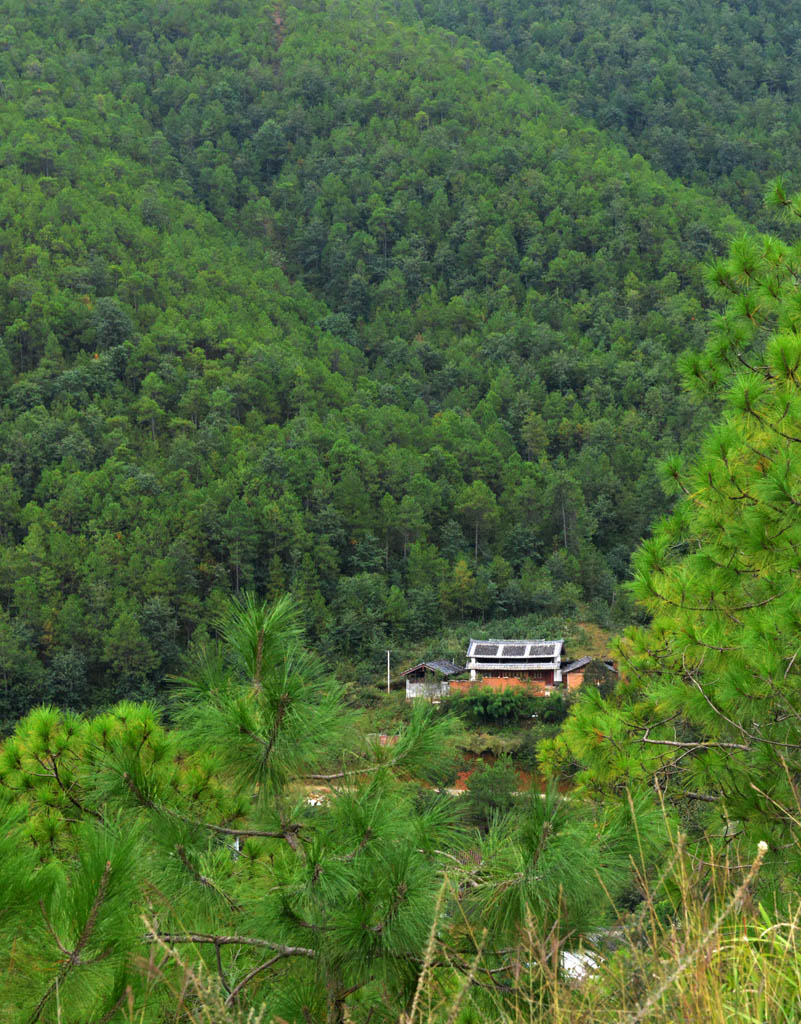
(5, 0, 801, 1015)
(512, 724, 560, 772)
(173, 594, 349, 795)
(465, 785, 665, 945)
(415, 829, 801, 1024)
(465, 756, 519, 828)
(550, 208, 801, 880)
(449, 687, 568, 726)
(0, 595, 658, 1020)
(0, 0, 741, 712)
(417, 0, 801, 226)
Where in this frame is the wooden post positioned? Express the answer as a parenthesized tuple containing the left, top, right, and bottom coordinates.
(387, 650, 391, 694)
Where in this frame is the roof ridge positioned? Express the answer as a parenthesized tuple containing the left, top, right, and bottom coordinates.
(470, 637, 564, 644)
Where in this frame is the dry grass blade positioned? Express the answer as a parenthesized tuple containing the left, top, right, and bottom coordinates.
(624, 839, 769, 1024)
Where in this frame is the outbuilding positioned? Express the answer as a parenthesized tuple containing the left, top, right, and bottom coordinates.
(561, 656, 617, 692)
(402, 660, 463, 701)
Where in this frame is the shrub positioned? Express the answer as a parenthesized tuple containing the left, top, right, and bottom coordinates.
(465, 756, 519, 827)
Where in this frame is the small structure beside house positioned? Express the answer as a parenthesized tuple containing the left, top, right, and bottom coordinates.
(561, 656, 617, 692)
(402, 660, 462, 701)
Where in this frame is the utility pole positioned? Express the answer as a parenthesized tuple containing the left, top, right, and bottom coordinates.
(387, 650, 391, 694)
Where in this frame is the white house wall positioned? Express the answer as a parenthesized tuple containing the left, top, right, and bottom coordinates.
(406, 680, 450, 700)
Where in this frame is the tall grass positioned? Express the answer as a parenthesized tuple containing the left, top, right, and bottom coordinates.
(129, 833, 801, 1023)
(412, 832, 801, 1024)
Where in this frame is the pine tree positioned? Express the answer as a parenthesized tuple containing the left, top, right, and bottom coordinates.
(0, 596, 464, 1021)
(547, 190, 801, 866)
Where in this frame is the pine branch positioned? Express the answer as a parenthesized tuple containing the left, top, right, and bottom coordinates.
(224, 949, 317, 1007)
(682, 659, 801, 751)
(302, 763, 390, 781)
(28, 860, 113, 1024)
(71, 860, 113, 964)
(204, 820, 301, 840)
(35, 753, 102, 821)
(144, 931, 316, 956)
(97, 990, 129, 1024)
(644, 580, 788, 614)
(261, 691, 290, 762)
(371, 882, 408, 934)
(529, 821, 552, 872)
(214, 942, 231, 995)
(39, 900, 71, 957)
(122, 771, 303, 844)
(337, 829, 373, 862)
(639, 734, 750, 752)
(174, 844, 241, 911)
(252, 626, 265, 691)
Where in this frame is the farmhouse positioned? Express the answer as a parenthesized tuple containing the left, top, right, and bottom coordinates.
(445, 638, 565, 697)
(402, 640, 609, 700)
(466, 638, 564, 684)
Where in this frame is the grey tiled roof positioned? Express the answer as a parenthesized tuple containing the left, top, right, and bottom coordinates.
(425, 660, 463, 675)
(562, 657, 617, 674)
(401, 660, 462, 677)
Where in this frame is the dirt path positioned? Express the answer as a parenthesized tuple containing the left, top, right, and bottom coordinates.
(272, 6, 285, 48)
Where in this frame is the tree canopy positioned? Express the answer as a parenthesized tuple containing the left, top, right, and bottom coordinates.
(417, 0, 801, 225)
(0, 0, 752, 714)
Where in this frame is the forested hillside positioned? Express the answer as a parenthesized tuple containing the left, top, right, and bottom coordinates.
(9, 1, 801, 1021)
(0, 0, 752, 719)
(417, 0, 801, 223)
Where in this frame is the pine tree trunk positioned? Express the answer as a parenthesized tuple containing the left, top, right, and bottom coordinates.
(326, 975, 346, 1024)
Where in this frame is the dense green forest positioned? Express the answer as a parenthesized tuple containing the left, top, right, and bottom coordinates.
(8, 268, 801, 1017)
(417, 0, 801, 224)
(0, 0, 753, 720)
